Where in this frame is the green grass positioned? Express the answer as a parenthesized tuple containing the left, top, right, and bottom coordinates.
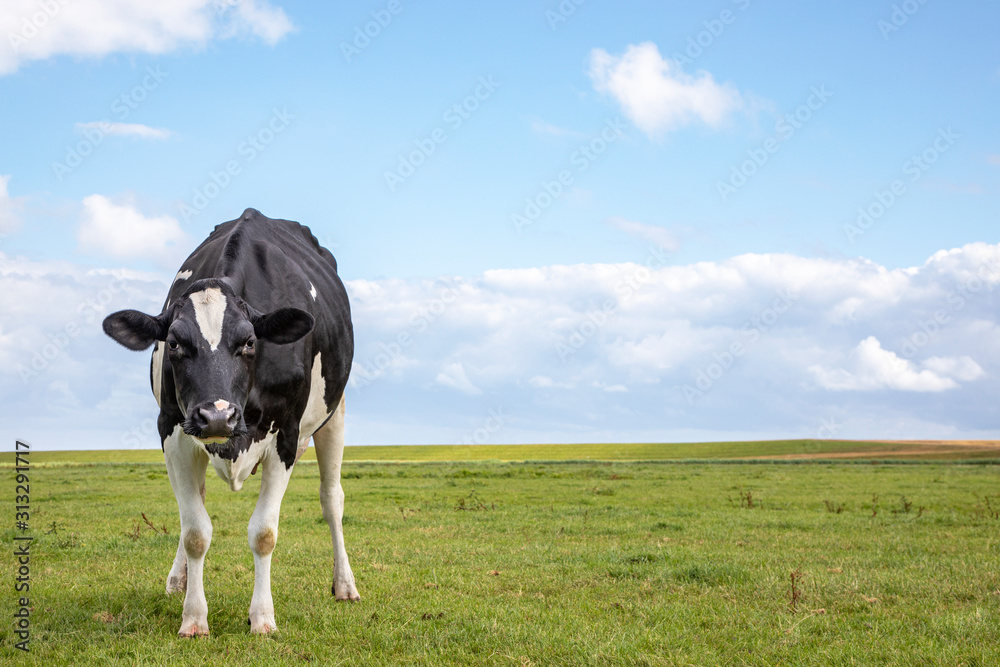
(3, 455, 999, 665)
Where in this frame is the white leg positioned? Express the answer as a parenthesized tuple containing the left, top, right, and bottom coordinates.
(314, 396, 360, 601)
(163, 427, 212, 637)
(247, 447, 294, 634)
(166, 482, 204, 595)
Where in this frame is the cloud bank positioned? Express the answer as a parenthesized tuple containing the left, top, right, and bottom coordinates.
(3, 242, 999, 450)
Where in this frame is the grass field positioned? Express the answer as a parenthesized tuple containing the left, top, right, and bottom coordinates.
(3, 444, 999, 665)
(4, 438, 1000, 467)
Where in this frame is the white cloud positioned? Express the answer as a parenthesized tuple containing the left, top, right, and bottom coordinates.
(606, 216, 680, 252)
(0, 0, 293, 75)
(0, 175, 24, 233)
(0, 251, 169, 449)
(529, 375, 574, 389)
(218, 0, 294, 44)
(529, 118, 584, 138)
(436, 362, 482, 395)
(77, 195, 190, 266)
(345, 241, 1000, 442)
(923, 356, 985, 382)
(808, 336, 963, 392)
(4, 241, 1000, 449)
(588, 42, 744, 138)
(76, 121, 173, 140)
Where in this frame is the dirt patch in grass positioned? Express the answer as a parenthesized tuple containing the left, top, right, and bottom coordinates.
(753, 440, 1000, 461)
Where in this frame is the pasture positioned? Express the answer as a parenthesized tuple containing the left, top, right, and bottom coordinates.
(2, 444, 999, 665)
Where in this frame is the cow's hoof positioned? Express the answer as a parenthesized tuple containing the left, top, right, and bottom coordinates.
(332, 582, 360, 601)
(249, 614, 278, 634)
(178, 621, 209, 638)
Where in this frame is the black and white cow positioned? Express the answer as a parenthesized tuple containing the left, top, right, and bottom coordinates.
(103, 208, 359, 636)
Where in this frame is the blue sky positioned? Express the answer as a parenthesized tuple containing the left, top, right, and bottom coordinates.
(1, 0, 999, 450)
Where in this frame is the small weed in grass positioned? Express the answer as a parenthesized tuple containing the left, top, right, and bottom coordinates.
(823, 500, 844, 514)
(892, 495, 913, 514)
(974, 494, 1000, 519)
(455, 488, 493, 510)
(789, 569, 805, 613)
(735, 489, 758, 509)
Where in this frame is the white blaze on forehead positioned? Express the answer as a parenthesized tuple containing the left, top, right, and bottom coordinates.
(189, 288, 227, 351)
(173, 269, 193, 284)
(309, 282, 317, 300)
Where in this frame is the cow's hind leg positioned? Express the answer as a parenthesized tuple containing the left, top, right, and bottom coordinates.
(314, 395, 360, 601)
(247, 447, 295, 634)
(164, 431, 212, 637)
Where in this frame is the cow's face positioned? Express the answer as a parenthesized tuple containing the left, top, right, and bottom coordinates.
(103, 280, 314, 446)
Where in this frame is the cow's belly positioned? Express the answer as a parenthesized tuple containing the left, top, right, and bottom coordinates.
(209, 430, 277, 491)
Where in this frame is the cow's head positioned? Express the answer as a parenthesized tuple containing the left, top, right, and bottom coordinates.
(103, 279, 314, 446)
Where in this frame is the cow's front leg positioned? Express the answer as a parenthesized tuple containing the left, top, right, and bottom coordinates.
(164, 432, 212, 637)
(247, 448, 295, 634)
(166, 482, 205, 594)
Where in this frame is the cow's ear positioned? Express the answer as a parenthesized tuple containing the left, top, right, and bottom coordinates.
(252, 308, 315, 344)
(103, 310, 167, 351)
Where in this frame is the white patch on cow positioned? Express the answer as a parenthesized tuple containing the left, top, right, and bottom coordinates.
(207, 425, 277, 492)
(151, 343, 165, 407)
(189, 287, 227, 351)
(173, 269, 193, 284)
(309, 282, 317, 300)
(297, 352, 331, 459)
(214, 399, 230, 411)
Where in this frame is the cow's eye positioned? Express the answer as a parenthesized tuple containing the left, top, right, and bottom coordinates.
(167, 340, 179, 352)
(244, 339, 255, 352)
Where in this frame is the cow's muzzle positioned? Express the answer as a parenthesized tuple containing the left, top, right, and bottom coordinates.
(184, 401, 243, 443)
